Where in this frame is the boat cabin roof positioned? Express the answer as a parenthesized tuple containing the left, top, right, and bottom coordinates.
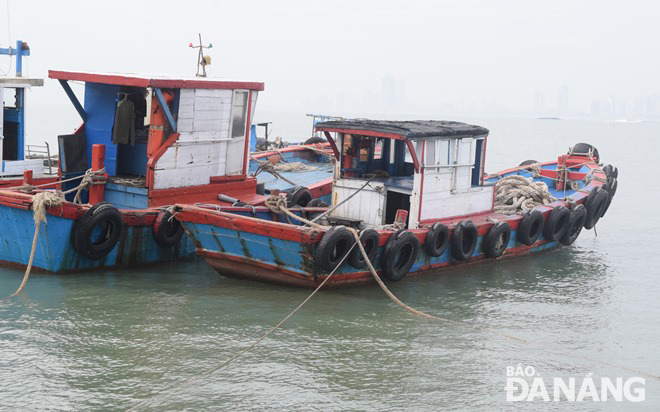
(48, 70, 264, 91)
(0, 77, 44, 88)
(315, 119, 488, 140)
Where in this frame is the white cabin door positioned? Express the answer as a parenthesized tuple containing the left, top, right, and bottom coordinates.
(455, 138, 474, 190)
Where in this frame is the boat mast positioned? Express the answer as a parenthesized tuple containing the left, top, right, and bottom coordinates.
(189, 33, 213, 77)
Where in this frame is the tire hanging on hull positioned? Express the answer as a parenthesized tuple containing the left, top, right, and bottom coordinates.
(381, 230, 420, 282)
(71, 202, 124, 260)
(450, 221, 478, 261)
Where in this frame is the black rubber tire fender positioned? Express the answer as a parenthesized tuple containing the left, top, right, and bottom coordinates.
(349, 228, 380, 269)
(287, 187, 313, 207)
(424, 222, 450, 257)
(604, 177, 618, 199)
(153, 210, 184, 247)
(603, 164, 618, 179)
(516, 209, 544, 246)
(71, 203, 124, 260)
(573, 143, 600, 162)
(314, 226, 355, 273)
(600, 192, 614, 218)
(381, 230, 420, 282)
(560, 205, 587, 246)
(450, 221, 479, 261)
(519, 160, 539, 166)
(483, 222, 512, 258)
(543, 206, 571, 241)
(307, 198, 329, 208)
(71, 202, 108, 255)
(584, 188, 609, 229)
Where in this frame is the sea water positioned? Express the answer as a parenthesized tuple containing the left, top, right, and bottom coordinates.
(0, 115, 658, 411)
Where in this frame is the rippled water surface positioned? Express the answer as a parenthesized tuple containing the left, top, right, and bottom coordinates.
(1, 117, 658, 411)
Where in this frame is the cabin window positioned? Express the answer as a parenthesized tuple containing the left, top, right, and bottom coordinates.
(425, 139, 451, 166)
(231, 91, 249, 139)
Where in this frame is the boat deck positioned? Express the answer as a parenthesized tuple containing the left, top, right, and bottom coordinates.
(256, 161, 334, 192)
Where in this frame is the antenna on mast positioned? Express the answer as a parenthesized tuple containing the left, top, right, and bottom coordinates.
(189, 33, 213, 77)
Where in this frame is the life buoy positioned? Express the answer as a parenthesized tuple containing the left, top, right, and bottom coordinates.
(153, 210, 184, 246)
(560, 205, 587, 246)
(584, 187, 609, 229)
(517, 210, 544, 245)
(424, 222, 450, 257)
(349, 228, 380, 269)
(603, 164, 618, 179)
(450, 221, 478, 261)
(381, 230, 420, 281)
(71, 202, 124, 260)
(315, 226, 355, 273)
(483, 222, 511, 258)
(543, 206, 571, 241)
(287, 186, 313, 207)
(573, 143, 600, 162)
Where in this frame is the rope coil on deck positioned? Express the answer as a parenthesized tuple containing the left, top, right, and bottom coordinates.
(494, 174, 556, 215)
(273, 162, 318, 173)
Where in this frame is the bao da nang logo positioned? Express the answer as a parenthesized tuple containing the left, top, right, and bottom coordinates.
(505, 365, 645, 402)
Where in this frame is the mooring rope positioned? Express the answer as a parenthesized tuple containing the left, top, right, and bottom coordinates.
(263, 196, 660, 381)
(126, 240, 358, 411)
(1, 167, 106, 193)
(10, 191, 64, 296)
(5, 168, 107, 297)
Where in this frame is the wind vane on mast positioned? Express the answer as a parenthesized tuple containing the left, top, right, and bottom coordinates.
(189, 33, 213, 77)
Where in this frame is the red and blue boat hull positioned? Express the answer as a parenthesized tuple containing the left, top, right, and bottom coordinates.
(176, 160, 614, 288)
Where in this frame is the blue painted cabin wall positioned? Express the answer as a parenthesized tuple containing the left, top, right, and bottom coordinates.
(104, 183, 149, 210)
(84, 82, 120, 176)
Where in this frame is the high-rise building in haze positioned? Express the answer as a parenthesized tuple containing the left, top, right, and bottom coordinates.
(558, 86, 568, 116)
(381, 76, 405, 108)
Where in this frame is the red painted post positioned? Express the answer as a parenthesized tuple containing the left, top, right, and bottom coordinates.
(89, 144, 106, 204)
(23, 170, 33, 186)
(556, 154, 568, 191)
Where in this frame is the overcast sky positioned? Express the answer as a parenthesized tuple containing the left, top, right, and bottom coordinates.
(3, 0, 660, 129)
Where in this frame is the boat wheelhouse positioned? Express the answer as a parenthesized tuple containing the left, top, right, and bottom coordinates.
(175, 119, 619, 288)
(320, 120, 491, 228)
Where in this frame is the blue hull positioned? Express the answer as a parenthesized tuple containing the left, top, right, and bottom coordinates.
(0, 204, 195, 273)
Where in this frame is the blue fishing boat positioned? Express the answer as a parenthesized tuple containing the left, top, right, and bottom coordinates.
(0, 69, 332, 274)
(175, 120, 619, 288)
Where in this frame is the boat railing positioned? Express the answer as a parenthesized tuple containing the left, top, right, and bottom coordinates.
(25, 142, 56, 175)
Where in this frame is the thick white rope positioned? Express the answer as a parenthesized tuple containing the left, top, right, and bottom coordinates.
(273, 162, 317, 173)
(10, 191, 64, 296)
(494, 174, 556, 215)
